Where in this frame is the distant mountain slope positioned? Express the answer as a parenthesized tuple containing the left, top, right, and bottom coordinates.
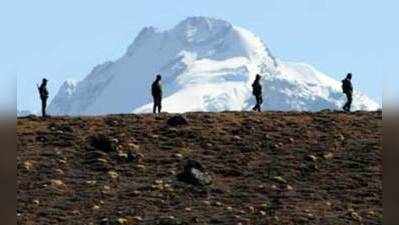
(48, 17, 379, 115)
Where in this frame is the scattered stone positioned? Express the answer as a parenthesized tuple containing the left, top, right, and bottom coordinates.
(100, 218, 109, 225)
(305, 155, 317, 162)
(233, 135, 241, 141)
(33, 199, 40, 205)
(167, 115, 189, 127)
(127, 151, 138, 162)
(118, 152, 128, 160)
(215, 202, 223, 207)
(50, 179, 66, 188)
(157, 216, 182, 225)
(323, 152, 334, 160)
(272, 176, 287, 184)
(108, 171, 119, 179)
(248, 206, 255, 213)
(286, 185, 294, 191)
(89, 134, 117, 152)
(174, 153, 183, 159)
(23, 160, 34, 171)
(202, 200, 211, 206)
(128, 143, 140, 150)
(136, 164, 146, 170)
(177, 159, 212, 186)
(117, 218, 128, 224)
(129, 216, 143, 223)
(92, 205, 100, 210)
(55, 169, 64, 175)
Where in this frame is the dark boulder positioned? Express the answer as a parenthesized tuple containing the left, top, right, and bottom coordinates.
(167, 115, 188, 127)
(89, 134, 117, 152)
(177, 159, 212, 186)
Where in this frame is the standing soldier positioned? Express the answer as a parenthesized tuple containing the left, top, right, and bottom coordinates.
(151, 74, 163, 114)
(342, 73, 353, 112)
(37, 78, 49, 117)
(252, 74, 263, 112)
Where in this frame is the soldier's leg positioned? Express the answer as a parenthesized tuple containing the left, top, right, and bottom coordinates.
(157, 97, 162, 113)
(258, 96, 263, 112)
(348, 94, 353, 112)
(43, 99, 47, 117)
(253, 94, 258, 111)
(343, 93, 349, 111)
(153, 97, 157, 114)
(41, 99, 45, 117)
(157, 103, 161, 114)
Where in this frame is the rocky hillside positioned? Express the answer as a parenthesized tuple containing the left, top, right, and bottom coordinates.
(17, 111, 382, 225)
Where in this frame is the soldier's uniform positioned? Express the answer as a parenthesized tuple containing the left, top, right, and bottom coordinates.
(252, 75, 263, 112)
(151, 75, 163, 114)
(38, 79, 49, 117)
(342, 74, 353, 112)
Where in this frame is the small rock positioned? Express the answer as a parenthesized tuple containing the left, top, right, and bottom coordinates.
(154, 179, 163, 185)
(174, 153, 183, 159)
(50, 179, 65, 187)
(117, 218, 128, 224)
(108, 171, 119, 179)
(215, 202, 223, 207)
(132, 216, 143, 222)
(136, 164, 146, 170)
(128, 143, 140, 150)
(55, 169, 64, 175)
(24, 160, 34, 170)
(305, 155, 317, 162)
(286, 185, 294, 191)
(350, 211, 362, 221)
(248, 206, 255, 213)
(167, 115, 189, 127)
(272, 176, 287, 184)
(86, 180, 97, 185)
(202, 200, 211, 206)
(92, 205, 100, 210)
(177, 159, 212, 186)
(33, 199, 40, 205)
(100, 218, 109, 225)
(118, 152, 128, 159)
(89, 134, 117, 152)
(323, 152, 334, 160)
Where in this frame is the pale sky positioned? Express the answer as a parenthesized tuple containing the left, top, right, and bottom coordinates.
(1, 0, 397, 112)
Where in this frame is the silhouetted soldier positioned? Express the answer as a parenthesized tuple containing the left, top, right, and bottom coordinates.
(37, 78, 49, 117)
(151, 74, 163, 114)
(342, 73, 353, 112)
(252, 74, 263, 112)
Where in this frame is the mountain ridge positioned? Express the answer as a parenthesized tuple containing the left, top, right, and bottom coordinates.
(48, 17, 379, 115)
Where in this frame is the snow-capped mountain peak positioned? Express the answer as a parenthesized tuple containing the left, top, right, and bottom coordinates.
(48, 17, 379, 116)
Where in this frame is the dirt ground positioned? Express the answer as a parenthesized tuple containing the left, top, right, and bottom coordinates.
(17, 111, 382, 225)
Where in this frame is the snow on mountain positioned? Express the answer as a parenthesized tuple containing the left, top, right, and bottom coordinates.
(17, 110, 33, 117)
(48, 17, 379, 115)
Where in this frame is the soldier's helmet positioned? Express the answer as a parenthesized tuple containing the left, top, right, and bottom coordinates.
(347, 73, 352, 79)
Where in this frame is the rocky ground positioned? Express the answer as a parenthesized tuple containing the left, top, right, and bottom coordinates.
(17, 111, 382, 225)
